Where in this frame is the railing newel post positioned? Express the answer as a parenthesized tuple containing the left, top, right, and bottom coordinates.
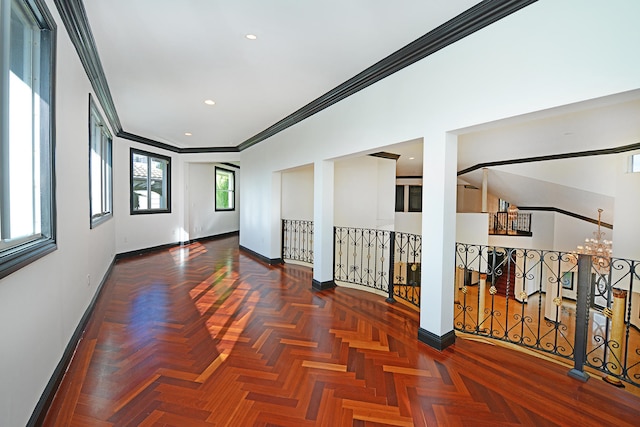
(281, 219, 286, 260)
(386, 231, 396, 303)
(568, 254, 591, 382)
(332, 225, 336, 285)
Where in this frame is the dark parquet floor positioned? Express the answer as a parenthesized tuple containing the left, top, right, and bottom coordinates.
(43, 236, 640, 426)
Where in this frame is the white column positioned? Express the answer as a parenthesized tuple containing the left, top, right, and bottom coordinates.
(613, 154, 640, 260)
(481, 167, 488, 213)
(269, 172, 282, 260)
(419, 132, 457, 350)
(313, 160, 335, 290)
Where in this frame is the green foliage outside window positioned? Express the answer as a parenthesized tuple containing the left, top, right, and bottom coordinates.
(215, 168, 235, 211)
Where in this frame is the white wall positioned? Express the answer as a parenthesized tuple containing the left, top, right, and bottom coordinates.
(0, 2, 115, 424)
(238, 0, 640, 341)
(395, 177, 422, 234)
(114, 140, 184, 253)
(0, 3, 244, 422)
(281, 165, 314, 221)
(240, 0, 640, 259)
(456, 213, 489, 246)
(377, 158, 396, 229)
(394, 213, 422, 234)
(457, 185, 482, 212)
(334, 156, 395, 229)
(187, 163, 240, 240)
(0, 2, 636, 423)
(552, 212, 612, 253)
(613, 150, 640, 260)
(114, 146, 241, 253)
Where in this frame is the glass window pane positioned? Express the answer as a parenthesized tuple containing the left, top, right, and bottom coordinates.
(89, 98, 112, 226)
(132, 154, 149, 210)
(7, 2, 38, 241)
(215, 168, 235, 211)
(632, 154, 640, 173)
(150, 158, 167, 209)
(104, 134, 112, 212)
(408, 186, 422, 212)
(130, 149, 170, 214)
(395, 185, 404, 212)
(1, 0, 57, 278)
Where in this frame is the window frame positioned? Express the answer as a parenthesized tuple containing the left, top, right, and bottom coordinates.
(631, 153, 640, 173)
(215, 166, 235, 212)
(395, 185, 405, 213)
(129, 148, 171, 215)
(88, 95, 112, 228)
(0, 0, 57, 280)
(408, 185, 422, 213)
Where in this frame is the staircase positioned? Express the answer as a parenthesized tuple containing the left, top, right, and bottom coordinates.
(488, 250, 516, 298)
(494, 262, 516, 297)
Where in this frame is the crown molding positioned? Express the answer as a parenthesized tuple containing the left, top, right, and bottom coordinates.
(56, 0, 537, 154)
(54, 0, 123, 135)
(457, 141, 640, 176)
(237, 0, 538, 151)
(518, 206, 613, 229)
(117, 131, 239, 154)
(370, 152, 401, 161)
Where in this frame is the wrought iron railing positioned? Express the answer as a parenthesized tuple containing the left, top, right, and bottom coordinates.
(333, 227, 421, 307)
(282, 219, 313, 264)
(334, 227, 391, 292)
(586, 257, 640, 387)
(454, 242, 640, 388)
(489, 212, 532, 236)
(392, 232, 421, 307)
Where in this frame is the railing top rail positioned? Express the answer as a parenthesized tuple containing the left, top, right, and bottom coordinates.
(334, 225, 420, 236)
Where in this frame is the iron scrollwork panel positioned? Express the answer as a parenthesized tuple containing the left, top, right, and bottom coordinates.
(334, 226, 391, 292)
(454, 243, 576, 360)
(392, 232, 421, 307)
(585, 258, 640, 387)
(282, 219, 314, 264)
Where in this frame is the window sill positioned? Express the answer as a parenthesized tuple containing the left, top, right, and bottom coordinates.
(0, 239, 57, 280)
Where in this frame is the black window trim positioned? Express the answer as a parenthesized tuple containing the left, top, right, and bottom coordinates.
(88, 94, 113, 228)
(215, 166, 236, 212)
(408, 185, 422, 213)
(0, 0, 57, 280)
(395, 185, 405, 213)
(129, 147, 172, 215)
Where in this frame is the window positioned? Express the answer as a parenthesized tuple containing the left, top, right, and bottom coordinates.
(631, 153, 640, 173)
(215, 167, 235, 211)
(130, 149, 171, 214)
(89, 96, 112, 227)
(0, 0, 56, 279)
(395, 185, 404, 212)
(408, 185, 422, 212)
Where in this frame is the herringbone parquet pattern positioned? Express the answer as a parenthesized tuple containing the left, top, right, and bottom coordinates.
(43, 236, 640, 426)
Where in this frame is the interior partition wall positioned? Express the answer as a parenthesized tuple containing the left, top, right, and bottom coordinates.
(239, 0, 640, 350)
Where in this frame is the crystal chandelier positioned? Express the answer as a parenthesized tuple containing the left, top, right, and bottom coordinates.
(576, 208, 613, 272)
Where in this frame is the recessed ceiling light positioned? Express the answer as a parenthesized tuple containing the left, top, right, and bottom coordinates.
(245, 34, 257, 40)
(184, 132, 192, 136)
(204, 99, 215, 106)
(409, 157, 415, 160)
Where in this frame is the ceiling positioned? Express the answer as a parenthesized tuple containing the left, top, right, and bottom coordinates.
(79, 1, 639, 223)
(83, 0, 482, 150)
